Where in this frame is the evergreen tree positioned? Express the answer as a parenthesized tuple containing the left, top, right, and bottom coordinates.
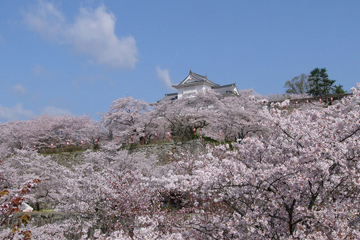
(307, 68, 335, 96)
(334, 84, 346, 94)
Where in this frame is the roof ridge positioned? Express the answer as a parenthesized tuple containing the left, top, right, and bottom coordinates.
(189, 71, 219, 86)
(190, 71, 207, 79)
(213, 83, 236, 88)
(173, 70, 220, 87)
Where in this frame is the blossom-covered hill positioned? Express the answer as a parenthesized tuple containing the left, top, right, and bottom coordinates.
(1, 84, 360, 239)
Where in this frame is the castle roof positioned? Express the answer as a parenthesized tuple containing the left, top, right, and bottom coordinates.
(159, 70, 239, 102)
(213, 83, 239, 96)
(172, 70, 220, 89)
(159, 93, 178, 102)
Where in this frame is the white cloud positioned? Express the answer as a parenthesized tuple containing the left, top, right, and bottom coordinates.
(11, 84, 27, 95)
(0, 104, 34, 121)
(68, 6, 138, 69)
(41, 106, 72, 116)
(156, 66, 173, 90)
(23, 1, 65, 41)
(24, 1, 138, 69)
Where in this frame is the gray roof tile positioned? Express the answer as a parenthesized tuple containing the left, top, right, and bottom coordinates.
(172, 70, 220, 88)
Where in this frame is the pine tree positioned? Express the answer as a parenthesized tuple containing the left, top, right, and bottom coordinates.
(307, 68, 335, 96)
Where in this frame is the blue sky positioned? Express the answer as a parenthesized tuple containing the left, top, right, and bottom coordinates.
(0, 0, 359, 122)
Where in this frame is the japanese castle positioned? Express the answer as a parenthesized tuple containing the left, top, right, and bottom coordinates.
(160, 70, 239, 101)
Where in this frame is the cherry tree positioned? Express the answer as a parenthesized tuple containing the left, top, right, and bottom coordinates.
(204, 89, 268, 141)
(153, 89, 269, 142)
(101, 89, 267, 143)
(0, 146, 41, 240)
(27, 115, 104, 149)
(157, 84, 360, 239)
(51, 142, 168, 236)
(0, 149, 77, 212)
(152, 89, 223, 140)
(0, 115, 104, 151)
(0, 179, 40, 240)
(0, 121, 30, 150)
(101, 97, 151, 144)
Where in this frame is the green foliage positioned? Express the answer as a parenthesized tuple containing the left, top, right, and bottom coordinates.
(199, 136, 234, 150)
(334, 84, 346, 94)
(307, 68, 336, 96)
(201, 136, 218, 143)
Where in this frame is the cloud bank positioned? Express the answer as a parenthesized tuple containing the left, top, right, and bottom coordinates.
(0, 104, 34, 121)
(0, 104, 71, 122)
(24, 1, 138, 69)
(156, 66, 173, 90)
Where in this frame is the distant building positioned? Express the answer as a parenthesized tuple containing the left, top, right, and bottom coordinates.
(160, 70, 239, 102)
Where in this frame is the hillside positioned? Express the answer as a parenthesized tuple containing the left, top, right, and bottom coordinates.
(0, 85, 360, 239)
